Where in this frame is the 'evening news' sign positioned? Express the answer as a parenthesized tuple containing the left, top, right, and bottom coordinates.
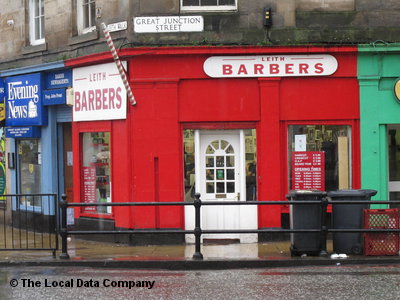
(5, 73, 47, 126)
(134, 16, 203, 33)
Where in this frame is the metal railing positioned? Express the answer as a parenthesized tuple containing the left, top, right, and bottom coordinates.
(59, 194, 400, 260)
(0, 194, 59, 256)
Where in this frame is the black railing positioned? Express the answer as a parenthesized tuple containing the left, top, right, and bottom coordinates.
(0, 194, 59, 256)
(59, 194, 400, 260)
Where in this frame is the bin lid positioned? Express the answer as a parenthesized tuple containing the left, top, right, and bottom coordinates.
(286, 190, 327, 200)
(327, 189, 377, 199)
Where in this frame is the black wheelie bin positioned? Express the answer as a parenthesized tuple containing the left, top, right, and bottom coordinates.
(287, 190, 327, 256)
(328, 189, 377, 255)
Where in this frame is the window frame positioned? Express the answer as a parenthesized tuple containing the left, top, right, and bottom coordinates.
(79, 129, 113, 218)
(180, 0, 237, 12)
(77, 0, 96, 35)
(29, 0, 45, 46)
(286, 122, 353, 192)
(17, 138, 42, 210)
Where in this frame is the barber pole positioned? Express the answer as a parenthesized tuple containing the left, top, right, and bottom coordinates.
(101, 22, 136, 105)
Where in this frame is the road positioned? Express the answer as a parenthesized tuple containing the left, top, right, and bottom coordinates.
(1, 264, 400, 299)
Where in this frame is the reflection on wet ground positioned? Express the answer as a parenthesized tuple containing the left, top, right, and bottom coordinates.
(1, 234, 304, 261)
(2, 265, 400, 300)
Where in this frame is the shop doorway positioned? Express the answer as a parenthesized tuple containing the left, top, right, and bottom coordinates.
(184, 129, 257, 243)
(62, 123, 73, 203)
(388, 125, 400, 208)
(57, 123, 73, 224)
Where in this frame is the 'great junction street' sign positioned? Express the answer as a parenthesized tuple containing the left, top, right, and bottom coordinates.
(134, 16, 204, 33)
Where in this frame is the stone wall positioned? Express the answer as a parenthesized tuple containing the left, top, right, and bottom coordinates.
(1, 0, 400, 69)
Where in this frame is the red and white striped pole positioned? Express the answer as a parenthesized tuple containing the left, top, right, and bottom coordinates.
(101, 22, 136, 106)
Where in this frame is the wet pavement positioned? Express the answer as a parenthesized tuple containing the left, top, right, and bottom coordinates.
(2, 264, 400, 299)
(1, 235, 400, 270)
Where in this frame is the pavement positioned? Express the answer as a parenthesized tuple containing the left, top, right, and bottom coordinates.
(2, 236, 400, 269)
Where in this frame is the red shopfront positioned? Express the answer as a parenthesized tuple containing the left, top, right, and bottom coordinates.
(65, 46, 360, 244)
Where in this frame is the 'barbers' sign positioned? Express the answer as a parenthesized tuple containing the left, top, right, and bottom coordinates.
(5, 73, 47, 126)
(203, 55, 338, 78)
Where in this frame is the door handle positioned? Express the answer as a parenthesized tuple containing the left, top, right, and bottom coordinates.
(236, 192, 240, 200)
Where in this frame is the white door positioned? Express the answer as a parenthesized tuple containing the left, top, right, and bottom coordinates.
(185, 129, 257, 243)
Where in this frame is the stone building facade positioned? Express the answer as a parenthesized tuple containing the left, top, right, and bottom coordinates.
(1, 0, 400, 70)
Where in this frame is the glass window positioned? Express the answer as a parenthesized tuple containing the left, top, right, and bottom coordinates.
(81, 132, 111, 214)
(288, 125, 351, 192)
(245, 129, 257, 201)
(18, 139, 42, 207)
(184, 130, 195, 201)
(181, 0, 236, 11)
(388, 126, 400, 208)
(77, 0, 96, 34)
(29, 0, 45, 45)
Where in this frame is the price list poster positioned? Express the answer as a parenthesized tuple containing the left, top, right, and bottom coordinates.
(292, 152, 325, 191)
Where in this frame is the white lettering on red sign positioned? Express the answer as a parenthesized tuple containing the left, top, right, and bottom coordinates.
(203, 55, 338, 78)
(73, 62, 127, 121)
(291, 151, 325, 191)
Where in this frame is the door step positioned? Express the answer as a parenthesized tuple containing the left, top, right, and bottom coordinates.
(203, 238, 240, 245)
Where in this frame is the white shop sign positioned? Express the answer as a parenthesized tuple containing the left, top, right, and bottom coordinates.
(73, 62, 127, 121)
(134, 16, 204, 33)
(203, 55, 338, 78)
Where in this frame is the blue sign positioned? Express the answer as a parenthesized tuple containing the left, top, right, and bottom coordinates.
(43, 89, 66, 106)
(0, 78, 4, 103)
(6, 126, 41, 138)
(45, 70, 72, 89)
(5, 73, 47, 126)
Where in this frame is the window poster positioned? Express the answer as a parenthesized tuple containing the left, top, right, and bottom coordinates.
(82, 166, 96, 212)
(292, 151, 325, 191)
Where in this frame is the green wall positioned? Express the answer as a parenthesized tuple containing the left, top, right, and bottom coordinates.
(358, 44, 400, 204)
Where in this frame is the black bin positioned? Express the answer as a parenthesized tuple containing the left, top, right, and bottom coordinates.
(287, 190, 327, 256)
(328, 189, 377, 255)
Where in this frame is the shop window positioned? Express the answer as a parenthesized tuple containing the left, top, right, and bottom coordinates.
(388, 126, 400, 208)
(184, 130, 195, 201)
(29, 0, 45, 45)
(245, 129, 257, 201)
(77, 0, 96, 35)
(288, 125, 351, 192)
(181, 0, 236, 11)
(81, 132, 111, 214)
(18, 139, 42, 207)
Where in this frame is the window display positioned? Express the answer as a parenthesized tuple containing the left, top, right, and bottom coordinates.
(18, 139, 41, 207)
(82, 132, 111, 214)
(288, 125, 351, 192)
(183, 130, 195, 202)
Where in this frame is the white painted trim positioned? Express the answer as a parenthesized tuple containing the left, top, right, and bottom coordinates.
(180, 0, 237, 12)
(29, 0, 45, 46)
(77, 0, 96, 35)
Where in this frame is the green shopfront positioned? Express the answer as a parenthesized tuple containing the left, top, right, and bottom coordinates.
(358, 44, 400, 207)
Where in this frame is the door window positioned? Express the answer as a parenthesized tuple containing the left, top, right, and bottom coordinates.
(18, 139, 42, 207)
(204, 139, 235, 195)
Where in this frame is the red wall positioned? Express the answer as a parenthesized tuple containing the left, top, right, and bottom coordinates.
(67, 46, 359, 229)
